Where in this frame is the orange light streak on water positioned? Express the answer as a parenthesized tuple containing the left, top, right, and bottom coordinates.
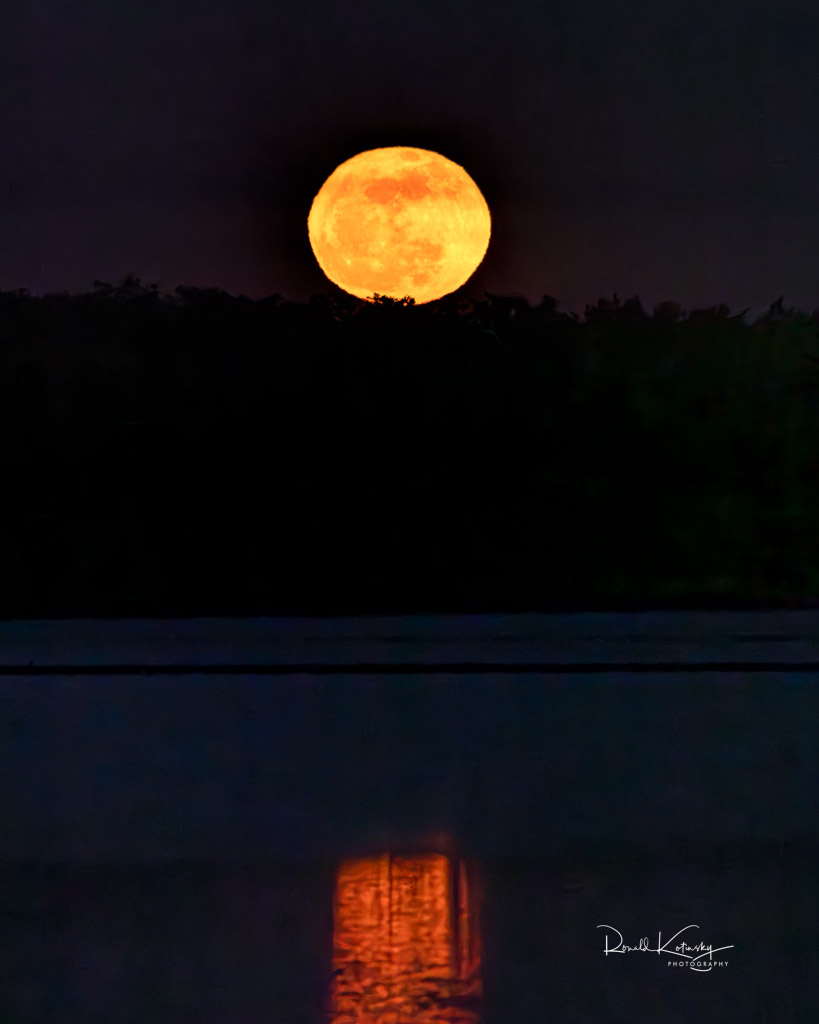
(330, 854, 482, 1024)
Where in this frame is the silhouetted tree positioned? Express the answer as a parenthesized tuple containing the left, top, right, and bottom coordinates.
(0, 279, 816, 615)
(686, 303, 729, 325)
(367, 293, 416, 307)
(618, 294, 650, 323)
(752, 295, 794, 334)
(653, 300, 684, 323)
(584, 293, 620, 323)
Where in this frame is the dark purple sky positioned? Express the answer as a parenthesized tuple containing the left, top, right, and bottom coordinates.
(3, 0, 818, 315)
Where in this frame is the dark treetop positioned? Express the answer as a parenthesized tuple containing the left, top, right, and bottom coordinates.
(1, 281, 818, 617)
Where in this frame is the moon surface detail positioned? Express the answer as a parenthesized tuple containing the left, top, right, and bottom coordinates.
(307, 146, 491, 304)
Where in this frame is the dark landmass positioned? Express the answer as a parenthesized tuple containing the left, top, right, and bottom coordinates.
(1, 279, 818, 617)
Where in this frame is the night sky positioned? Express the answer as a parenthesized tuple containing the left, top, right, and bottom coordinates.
(4, 0, 818, 316)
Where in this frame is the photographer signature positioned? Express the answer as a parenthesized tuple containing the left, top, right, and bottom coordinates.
(598, 925, 733, 972)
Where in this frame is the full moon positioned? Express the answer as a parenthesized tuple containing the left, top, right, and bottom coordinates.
(307, 146, 491, 304)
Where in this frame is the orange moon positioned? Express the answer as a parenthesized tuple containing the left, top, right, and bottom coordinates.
(307, 146, 491, 304)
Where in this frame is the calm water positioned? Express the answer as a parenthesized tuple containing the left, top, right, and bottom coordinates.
(330, 854, 481, 1024)
(1, 848, 812, 1023)
(1, 615, 817, 1020)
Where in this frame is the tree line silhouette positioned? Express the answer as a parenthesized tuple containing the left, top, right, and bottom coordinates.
(0, 277, 818, 616)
